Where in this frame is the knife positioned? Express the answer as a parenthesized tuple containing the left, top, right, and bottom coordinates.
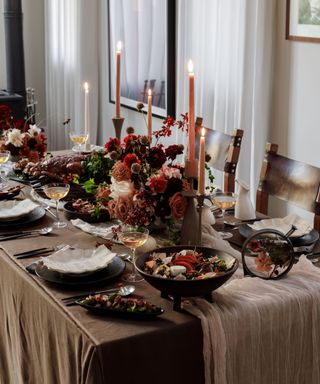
(16, 249, 53, 259)
(14, 247, 52, 257)
(0, 233, 35, 242)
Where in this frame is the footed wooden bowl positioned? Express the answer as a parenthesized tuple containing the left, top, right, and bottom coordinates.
(135, 245, 238, 311)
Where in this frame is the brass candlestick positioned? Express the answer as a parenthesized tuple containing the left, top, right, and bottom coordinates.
(112, 117, 125, 139)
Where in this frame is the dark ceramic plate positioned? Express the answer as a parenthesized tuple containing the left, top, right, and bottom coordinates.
(238, 224, 319, 247)
(63, 201, 110, 223)
(0, 186, 22, 200)
(0, 207, 45, 227)
(76, 300, 164, 319)
(135, 246, 238, 310)
(35, 256, 125, 286)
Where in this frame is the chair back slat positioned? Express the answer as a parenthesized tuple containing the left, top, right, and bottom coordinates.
(256, 143, 320, 231)
(194, 117, 243, 192)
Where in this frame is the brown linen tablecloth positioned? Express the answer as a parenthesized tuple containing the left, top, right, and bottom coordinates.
(0, 210, 205, 384)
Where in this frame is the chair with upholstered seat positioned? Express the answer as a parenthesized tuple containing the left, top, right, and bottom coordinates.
(195, 117, 243, 193)
(256, 143, 320, 232)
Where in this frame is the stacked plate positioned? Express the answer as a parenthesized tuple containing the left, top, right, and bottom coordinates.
(0, 199, 45, 227)
(35, 245, 125, 285)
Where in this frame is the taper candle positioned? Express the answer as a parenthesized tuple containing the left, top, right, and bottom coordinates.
(188, 59, 195, 161)
(115, 41, 122, 118)
(147, 88, 152, 138)
(198, 127, 205, 194)
(83, 82, 90, 148)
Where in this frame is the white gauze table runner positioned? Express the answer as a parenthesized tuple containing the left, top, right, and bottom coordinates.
(185, 247, 320, 384)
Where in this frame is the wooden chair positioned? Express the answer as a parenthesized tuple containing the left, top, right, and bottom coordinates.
(194, 117, 243, 193)
(256, 143, 320, 232)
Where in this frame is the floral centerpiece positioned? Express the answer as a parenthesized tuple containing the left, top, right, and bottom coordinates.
(80, 114, 190, 229)
(0, 104, 47, 162)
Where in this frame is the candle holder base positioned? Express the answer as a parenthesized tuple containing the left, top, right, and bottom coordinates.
(112, 117, 125, 139)
(181, 191, 209, 245)
(185, 159, 198, 178)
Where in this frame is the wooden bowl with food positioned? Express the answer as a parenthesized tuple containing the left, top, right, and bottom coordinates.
(135, 245, 239, 311)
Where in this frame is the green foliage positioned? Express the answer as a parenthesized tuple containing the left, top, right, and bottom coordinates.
(83, 178, 97, 194)
(205, 163, 216, 194)
(82, 151, 114, 184)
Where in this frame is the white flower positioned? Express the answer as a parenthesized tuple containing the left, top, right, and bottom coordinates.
(161, 164, 182, 179)
(109, 177, 134, 199)
(5, 128, 23, 147)
(28, 124, 41, 137)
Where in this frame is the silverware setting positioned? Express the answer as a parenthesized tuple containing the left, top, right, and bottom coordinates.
(0, 226, 53, 241)
(62, 285, 135, 306)
(14, 247, 54, 259)
(13, 243, 68, 259)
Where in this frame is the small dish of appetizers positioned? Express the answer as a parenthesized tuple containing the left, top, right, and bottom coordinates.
(63, 199, 110, 223)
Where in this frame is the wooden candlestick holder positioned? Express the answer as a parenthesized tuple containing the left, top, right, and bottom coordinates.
(112, 117, 125, 139)
(180, 190, 208, 245)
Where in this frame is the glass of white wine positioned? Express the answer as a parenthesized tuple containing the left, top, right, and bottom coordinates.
(0, 150, 11, 189)
(212, 192, 237, 239)
(118, 225, 149, 283)
(69, 130, 89, 154)
(43, 183, 70, 228)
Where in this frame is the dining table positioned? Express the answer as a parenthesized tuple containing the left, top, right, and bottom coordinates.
(1, 167, 320, 384)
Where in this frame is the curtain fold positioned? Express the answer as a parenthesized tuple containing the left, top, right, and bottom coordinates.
(44, 0, 99, 150)
(176, 0, 276, 197)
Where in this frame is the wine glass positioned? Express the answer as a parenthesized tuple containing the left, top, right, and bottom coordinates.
(69, 130, 89, 154)
(212, 192, 237, 239)
(118, 225, 149, 283)
(0, 150, 11, 189)
(43, 183, 70, 228)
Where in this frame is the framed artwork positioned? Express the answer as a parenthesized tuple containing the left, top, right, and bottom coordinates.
(108, 0, 176, 118)
(286, 0, 320, 42)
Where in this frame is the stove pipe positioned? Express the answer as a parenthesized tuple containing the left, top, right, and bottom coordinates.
(3, 0, 26, 101)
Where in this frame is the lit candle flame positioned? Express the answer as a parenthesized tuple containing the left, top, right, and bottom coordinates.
(188, 59, 194, 73)
(148, 89, 152, 97)
(201, 127, 205, 137)
(84, 82, 89, 93)
(116, 41, 122, 52)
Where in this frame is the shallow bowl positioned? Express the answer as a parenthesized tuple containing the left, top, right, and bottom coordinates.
(135, 245, 239, 310)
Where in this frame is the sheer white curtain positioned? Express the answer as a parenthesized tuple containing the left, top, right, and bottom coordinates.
(109, 0, 166, 108)
(44, 0, 99, 150)
(176, 0, 276, 197)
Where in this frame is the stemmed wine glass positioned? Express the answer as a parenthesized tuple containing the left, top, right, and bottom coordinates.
(43, 183, 70, 228)
(212, 192, 237, 239)
(0, 150, 11, 189)
(118, 225, 149, 283)
(69, 129, 89, 154)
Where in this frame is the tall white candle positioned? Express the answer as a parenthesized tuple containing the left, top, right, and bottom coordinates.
(116, 41, 122, 118)
(198, 127, 205, 194)
(84, 82, 90, 149)
(147, 88, 152, 138)
(188, 59, 195, 161)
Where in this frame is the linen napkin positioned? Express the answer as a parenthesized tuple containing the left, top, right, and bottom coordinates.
(42, 244, 116, 274)
(248, 213, 311, 237)
(71, 218, 119, 241)
(0, 199, 39, 220)
(184, 256, 320, 384)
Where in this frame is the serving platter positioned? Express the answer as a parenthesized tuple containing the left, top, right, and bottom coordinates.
(35, 256, 125, 286)
(77, 298, 164, 319)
